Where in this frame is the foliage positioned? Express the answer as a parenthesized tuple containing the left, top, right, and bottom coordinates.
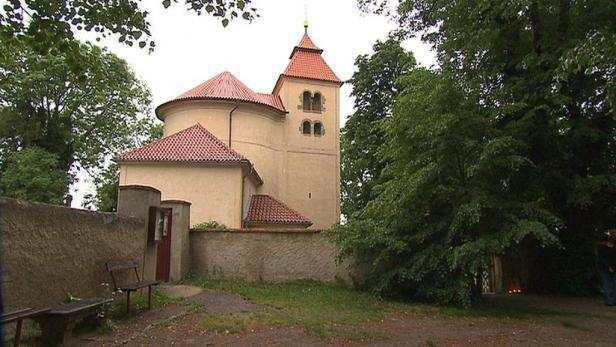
(83, 123, 162, 212)
(335, 69, 560, 306)
(194, 220, 228, 229)
(341, 37, 416, 219)
(0, 0, 258, 52)
(0, 36, 158, 191)
(338, 0, 615, 303)
(0, 146, 69, 204)
(82, 164, 120, 212)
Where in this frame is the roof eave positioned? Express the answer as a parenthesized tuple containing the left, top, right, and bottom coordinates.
(273, 74, 344, 93)
(155, 97, 288, 120)
(243, 219, 313, 228)
(289, 46, 323, 59)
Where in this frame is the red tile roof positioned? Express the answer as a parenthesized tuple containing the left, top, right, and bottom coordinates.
(281, 32, 341, 85)
(290, 33, 323, 57)
(117, 123, 246, 163)
(245, 195, 312, 227)
(156, 72, 286, 116)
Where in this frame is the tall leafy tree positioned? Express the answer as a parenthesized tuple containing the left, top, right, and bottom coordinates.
(0, 0, 258, 52)
(341, 38, 416, 219)
(0, 146, 69, 204)
(337, 0, 615, 302)
(0, 36, 159, 195)
(83, 123, 163, 212)
(334, 69, 559, 305)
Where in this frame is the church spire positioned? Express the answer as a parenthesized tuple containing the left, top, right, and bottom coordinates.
(303, 3, 309, 34)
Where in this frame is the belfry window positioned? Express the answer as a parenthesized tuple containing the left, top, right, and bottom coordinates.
(314, 122, 324, 136)
(302, 91, 312, 111)
(312, 92, 322, 112)
(300, 91, 323, 113)
(302, 120, 312, 135)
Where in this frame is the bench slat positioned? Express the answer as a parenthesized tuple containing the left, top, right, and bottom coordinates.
(1, 308, 49, 324)
(46, 298, 113, 315)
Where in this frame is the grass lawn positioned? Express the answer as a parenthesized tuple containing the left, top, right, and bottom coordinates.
(181, 276, 572, 340)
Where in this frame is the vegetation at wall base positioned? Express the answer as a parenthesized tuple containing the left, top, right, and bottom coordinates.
(337, 0, 616, 305)
(193, 220, 228, 230)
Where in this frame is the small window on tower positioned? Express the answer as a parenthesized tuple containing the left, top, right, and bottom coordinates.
(302, 120, 312, 135)
(314, 122, 324, 136)
(302, 91, 312, 111)
(312, 92, 322, 112)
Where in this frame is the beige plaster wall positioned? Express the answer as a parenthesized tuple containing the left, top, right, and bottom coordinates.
(119, 163, 243, 228)
(159, 101, 286, 197)
(0, 198, 146, 310)
(190, 229, 351, 283)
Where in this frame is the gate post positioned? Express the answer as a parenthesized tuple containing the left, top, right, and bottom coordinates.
(117, 185, 161, 282)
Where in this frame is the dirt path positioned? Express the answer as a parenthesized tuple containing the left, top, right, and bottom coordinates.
(68, 291, 616, 346)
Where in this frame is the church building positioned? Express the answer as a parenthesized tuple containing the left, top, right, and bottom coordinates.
(117, 25, 342, 229)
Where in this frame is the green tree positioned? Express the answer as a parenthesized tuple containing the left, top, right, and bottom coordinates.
(0, 0, 258, 52)
(334, 69, 559, 305)
(82, 163, 120, 212)
(338, 0, 615, 302)
(83, 123, 163, 212)
(0, 146, 69, 204)
(0, 36, 158, 193)
(341, 38, 416, 219)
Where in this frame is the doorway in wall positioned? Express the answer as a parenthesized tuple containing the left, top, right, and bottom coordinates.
(156, 208, 172, 282)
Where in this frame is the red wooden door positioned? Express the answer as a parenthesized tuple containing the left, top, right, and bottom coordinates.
(156, 208, 172, 282)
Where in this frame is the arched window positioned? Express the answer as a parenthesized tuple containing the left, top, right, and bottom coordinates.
(312, 92, 322, 112)
(302, 91, 312, 111)
(302, 120, 312, 135)
(313, 122, 324, 136)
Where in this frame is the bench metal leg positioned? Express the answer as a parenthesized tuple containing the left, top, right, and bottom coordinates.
(148, 286, 152, 310)
(126, 291, 131, 314)
(13, 318, 22, 347)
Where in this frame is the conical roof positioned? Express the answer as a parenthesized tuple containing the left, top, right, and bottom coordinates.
(156, 72, 286, 116)
(280, 31, 341, 85)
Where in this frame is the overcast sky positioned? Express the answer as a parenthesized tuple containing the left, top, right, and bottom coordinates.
(71, 0, 436, 208)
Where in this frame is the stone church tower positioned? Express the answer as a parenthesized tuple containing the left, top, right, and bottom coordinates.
(273, 25, 343, 229)
(117, 25, 342, 229)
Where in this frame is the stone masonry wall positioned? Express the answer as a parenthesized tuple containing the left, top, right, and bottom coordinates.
(0, 198, 146, 310)
(190, 229, 351, 283)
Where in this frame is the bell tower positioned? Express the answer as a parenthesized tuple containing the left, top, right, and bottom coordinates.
(273, 24, 342, 229)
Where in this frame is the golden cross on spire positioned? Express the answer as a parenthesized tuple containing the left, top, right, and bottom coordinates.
(303, 3, 309, 34)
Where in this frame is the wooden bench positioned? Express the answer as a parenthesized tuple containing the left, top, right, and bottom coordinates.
(1, 267, 50, 346)
(1, 308, 49, 346)
(34, 297, 112, 346)
(105, 260, 159, 314)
